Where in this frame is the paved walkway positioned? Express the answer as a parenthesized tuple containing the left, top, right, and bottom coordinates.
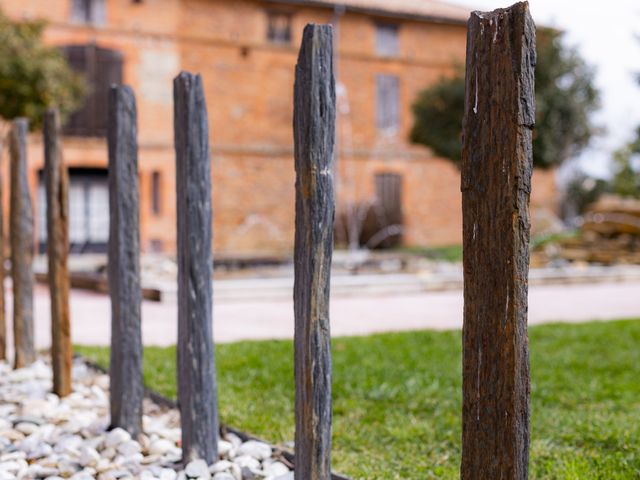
(5, 279, 638, 352)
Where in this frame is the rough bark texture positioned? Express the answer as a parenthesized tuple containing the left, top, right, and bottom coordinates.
(174, 72, 219, 465)
(9, 118, 35, 369)
(293, 24, 336, 480)
(107, 86, 144, 437)
(0, 152, 5, 361)
(44, 109, 72, 397)
(460, 3, 535, 479)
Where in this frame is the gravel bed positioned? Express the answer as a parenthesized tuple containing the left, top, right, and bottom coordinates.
(0, 359, 292, 480)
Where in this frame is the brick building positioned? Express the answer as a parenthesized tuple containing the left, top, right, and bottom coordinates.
(2, 0, 557, 254)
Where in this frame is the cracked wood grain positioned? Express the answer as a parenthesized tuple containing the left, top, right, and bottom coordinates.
(108, 86, 144, 436)
(461, 2, 536, 479)
(44, 108, 72, 397)
(293, 24, 336, 480)
(174, 71, 219, 465)
(9, 118, 35, 369)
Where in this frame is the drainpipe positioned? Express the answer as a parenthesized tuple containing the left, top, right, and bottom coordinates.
(332, 4, 346, 243)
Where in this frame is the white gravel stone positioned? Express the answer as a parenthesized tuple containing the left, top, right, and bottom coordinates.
(0, 461, 22, 474)
(117, 440, 142, 457)
(209, 460, 234, 474)
(79, 445, 100, 467)
(185, 459, 210, 479)
(211, 473, 235, 480)
(102, 447, 117, 460)
(149, 439, 174, 456)
(236, 441, 272, 461)
(217, 440, 233, 457)
(105, 428, 132, 448)
(57, 457, 81, 476)
(240, 466, 261, 480)
(158, 468, 177, 480)
(0, 358, 292, 480)
(226, 434, 243, 449)
(15, 422, 39, 435)
(27, 441, 54, 460)
(231, 455, 260, 470)
(70, 471, 96, 480)
(262, 462, 289, 477)
(272, 473, 294, 480)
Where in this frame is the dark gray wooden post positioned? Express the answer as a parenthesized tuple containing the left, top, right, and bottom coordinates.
(9, 118, 35, 369)
(293, 24, 336, 480)
(0, 156, 5, 361)
(460, 3, 535, 479)
(174, 71, 219, 465)
(107, 86, 143, 437)
(44, 108, 72, 396)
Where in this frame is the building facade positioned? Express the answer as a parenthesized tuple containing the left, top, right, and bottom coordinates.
(2, 0, 557, 254)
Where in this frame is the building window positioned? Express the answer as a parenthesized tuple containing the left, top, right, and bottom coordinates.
(70, 0, 106, 25)
(267, 11, 292, 44)
(62, 44, 123, 137)
(38, 168, 109, 253)
(375, 23, 399, 57)
(151, 171, 161, 216)
(373, 172, 403, 248)
(376, 74, 400, 133)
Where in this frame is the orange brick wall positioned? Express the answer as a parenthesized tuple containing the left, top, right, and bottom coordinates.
(2, 0, 558, 254)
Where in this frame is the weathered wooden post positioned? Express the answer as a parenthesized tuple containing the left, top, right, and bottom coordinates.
(293, 24, 336, 480)
(44, 108, 72, 396)
(174, 72, 219, 464)
(108, 86, 143, 436)
(9, 118, 35, 369)
(0, 159, 5, 361)
(460, 2, 535, 479)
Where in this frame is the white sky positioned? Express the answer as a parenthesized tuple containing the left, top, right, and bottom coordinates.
(447, 0, 640, 178)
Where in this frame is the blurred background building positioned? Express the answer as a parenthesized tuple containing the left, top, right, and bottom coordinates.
(2, 0, 557, 255)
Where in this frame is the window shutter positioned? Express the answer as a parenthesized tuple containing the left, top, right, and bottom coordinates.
(62, 45, 90, 136)
(267, 12, 292, 44)
(94, 47, 124, 136)
(375, 24, 399, 57)
(70, 0, 106, 25)
(92, 0, 106, 25)
(375, 173, 402, 225)
(376, 74, 400, 133)
(70, 0, 88, 23)
(62, 45, 123, 137)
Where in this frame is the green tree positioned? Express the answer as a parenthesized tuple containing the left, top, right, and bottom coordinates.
(630, 126, 640, 155)
(610, 147, 639, 198)
(0, 8, 84, 149)
(562, 173, 611, 217)
(410, 28, 600, 169)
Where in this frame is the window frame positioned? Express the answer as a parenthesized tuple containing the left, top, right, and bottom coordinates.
(70, 0, 106, 26)
(61, 44, 124, 138)
(266, 10, 293, 45)
(375, 74, 400, 134)
(151, 171, 162, 216)
(375, 22, 400, 57)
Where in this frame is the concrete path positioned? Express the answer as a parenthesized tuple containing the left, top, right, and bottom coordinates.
(4, 280, 638, 352)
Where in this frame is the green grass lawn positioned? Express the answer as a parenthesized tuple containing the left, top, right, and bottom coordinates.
(76, 319, 640, 479)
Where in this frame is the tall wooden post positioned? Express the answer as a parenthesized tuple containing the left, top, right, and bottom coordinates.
(108, 86, 143, 436)
(44, 108, 72, 396)
(460, 3, 535, 479)
(9, 118, 35, 369)
(293, 24, 336, 480)
(174, 72, 219, 464)
(0, 154, 5, 361)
